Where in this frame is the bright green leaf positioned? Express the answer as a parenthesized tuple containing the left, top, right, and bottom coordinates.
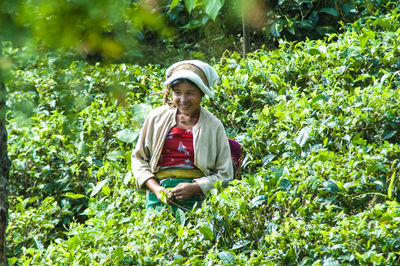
(204, 0, 224, 20)
(183, 0, 196, 13)
(102, 184, 110, 196)
(160, 190, 168, 204)
(63, 192, 87, 199)
(170, 0, 181, 10)
(388, 169, 397, 199)
(199, 226, 214, 241)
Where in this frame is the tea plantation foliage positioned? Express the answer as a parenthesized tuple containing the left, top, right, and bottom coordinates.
(6, 5, 400, 265)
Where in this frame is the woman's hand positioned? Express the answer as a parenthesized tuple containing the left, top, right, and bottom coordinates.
(171, 182, 201, 202)
(154, 186, 174, 204)
(145, 178, 174, 204)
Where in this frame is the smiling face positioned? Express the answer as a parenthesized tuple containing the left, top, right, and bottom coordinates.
(172, 81, 203, 118)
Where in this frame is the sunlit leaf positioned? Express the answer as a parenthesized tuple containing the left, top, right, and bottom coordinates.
(102, 184, 110, 196)
(123, 172, 132, 185)
(388, 170, 397, 199)
(204, 0, 224, 20)
(91, 180, 108, 197)
(296, 127, 311, 147)
(170, 0, 181, 10)
(116, 128, 139, 144)
(106, 150, 124, 161)
(160, 190, 168, 204)
(132, 104, 152, 125)
(199, 226, 214, 241)
(176, 208, 186, 225)
(63, 192, 87, 199)
(322, 258, 340, 266)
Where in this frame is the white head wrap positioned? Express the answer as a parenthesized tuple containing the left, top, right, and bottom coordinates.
(163, 60, 219, 98)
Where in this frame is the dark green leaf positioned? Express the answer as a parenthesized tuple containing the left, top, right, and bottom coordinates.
(232, 240, 250, 250)
(279, 178, 291, 190)
(322, 179, 339, 194)
(383, 130, 397, 140)
(250, 195, 267, 208)
(319, 8, 338, 17)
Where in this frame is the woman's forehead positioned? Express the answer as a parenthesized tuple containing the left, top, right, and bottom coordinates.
(172, 82, 201, 92)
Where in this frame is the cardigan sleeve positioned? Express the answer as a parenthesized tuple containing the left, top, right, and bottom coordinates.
(193, 121, 234, 195)
(131, 114, 157, 189)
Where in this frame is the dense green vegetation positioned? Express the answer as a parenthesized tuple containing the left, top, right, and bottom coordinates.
(5, 1, 400, 265)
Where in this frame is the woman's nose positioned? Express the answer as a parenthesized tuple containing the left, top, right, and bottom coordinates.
(180, 94, 188, 103)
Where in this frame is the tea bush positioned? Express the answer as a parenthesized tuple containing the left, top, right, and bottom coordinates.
(6, 3, 400, 264)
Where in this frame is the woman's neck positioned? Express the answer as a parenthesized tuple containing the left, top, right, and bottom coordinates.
(175, 109, 200, 129)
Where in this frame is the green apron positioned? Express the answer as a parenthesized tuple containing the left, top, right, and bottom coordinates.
(145, 178, 202, 215)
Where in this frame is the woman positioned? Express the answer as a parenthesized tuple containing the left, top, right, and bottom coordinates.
(131, 60, 233, 214)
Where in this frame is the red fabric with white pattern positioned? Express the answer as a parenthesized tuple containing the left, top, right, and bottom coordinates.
(158, 127, 195, 167)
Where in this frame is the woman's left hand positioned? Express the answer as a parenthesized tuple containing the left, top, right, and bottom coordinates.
(171, 182, 201, 202)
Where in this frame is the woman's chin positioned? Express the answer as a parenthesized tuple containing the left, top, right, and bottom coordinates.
(178, 107, 193, 114)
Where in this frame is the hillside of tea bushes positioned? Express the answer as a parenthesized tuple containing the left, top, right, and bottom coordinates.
(5, 4, 400, 265)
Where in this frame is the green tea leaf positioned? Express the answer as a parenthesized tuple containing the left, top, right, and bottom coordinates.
(388, 170, 397, 199)
(102, 184, 110, 197)
(160, 190, 168, 204)
(218, 251, 235, 264)
(116, 128, 139, 144)
(176, 208, 186, 225)
(91, 180, 108, 197)
(296, 127, 311, 147)
(183, 0, 195, 13)
(199, 226, 214, 241)
(232, 240, 250, 250)
(322, 179, 339, 194)
(319, 8, 338, 17)
(250, 195, 267, 208)
(132, 104, 152, 125)
(383, 130, 397, 140)
(170, 0, 181, 10)
(106, 150, 124, 161)
(204, 0, 224, 20)
(63, 192, 87, 199)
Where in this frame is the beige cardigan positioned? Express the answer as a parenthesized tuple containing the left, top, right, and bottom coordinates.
(131, 105, 233, 195)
